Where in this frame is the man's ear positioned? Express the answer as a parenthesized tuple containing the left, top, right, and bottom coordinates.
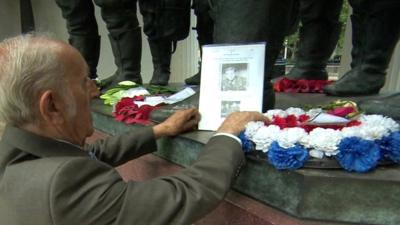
(38, 90, 65, 125)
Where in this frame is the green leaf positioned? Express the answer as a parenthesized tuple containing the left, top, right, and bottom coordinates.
(118, 81, 137, 87)
(104, 87, 124, 95)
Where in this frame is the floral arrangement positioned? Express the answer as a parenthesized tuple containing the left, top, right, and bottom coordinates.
(99, 81, 178, 125)
(274, 77, 333, 93)
(100, 81, 141, 105)
(100, 81, 177, 106)
(239, 102, 400, 173)
(112, 97, 159, 125)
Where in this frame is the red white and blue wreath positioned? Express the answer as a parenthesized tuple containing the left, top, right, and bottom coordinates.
(239, 107, 400, 173)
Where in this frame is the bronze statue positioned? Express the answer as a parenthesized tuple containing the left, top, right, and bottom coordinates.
(324, 0, 400, 96)
(56, 0, 190, 87)
(55, 0, 143, 86)
(140, 0, 191, 86)
(55, 0, 102, 81)
(185, 0, 214, 85)
(211, 0, 298, 111)
(286, 0, 343, 81)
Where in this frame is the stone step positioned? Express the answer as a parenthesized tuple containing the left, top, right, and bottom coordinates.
(91, 86, 400, 225)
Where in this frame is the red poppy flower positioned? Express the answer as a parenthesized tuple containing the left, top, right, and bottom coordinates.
(300, 124, 317, 133)
(114, 97, 135, 113)
(298, 114, 310, 123)
(286, 115, 298, 127)
(327, 107, 355, 117)
(272, 116, 287, 129)
(297, 80, 310, 93)
(273, 78, 293, 92)
(346, 120, 362, 127)
(113, 97, 159, 125)
(274, 78, 333, 93)
(132, 95, 145, 101)
(272, 114, 300, 129)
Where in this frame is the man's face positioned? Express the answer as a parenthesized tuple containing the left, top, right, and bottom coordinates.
(59, 45, 99, 145)
(225, 67, 236, 80)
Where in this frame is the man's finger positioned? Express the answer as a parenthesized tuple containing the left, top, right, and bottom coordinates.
(184, 118, 199, 130)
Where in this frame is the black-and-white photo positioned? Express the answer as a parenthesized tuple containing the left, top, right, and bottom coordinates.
(221, 101, 241, 118)
(199, 44, 265, 130)
(220, 63, 249, 91)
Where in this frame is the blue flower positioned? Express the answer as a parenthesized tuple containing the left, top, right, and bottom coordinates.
(239, 132, 254, 153)
(335, 137, 381, 173)
(379, 131, 400, 163)
(267, 141, 309, 170)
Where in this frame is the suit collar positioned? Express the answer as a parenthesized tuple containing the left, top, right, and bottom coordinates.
(2, 125, 88, 158)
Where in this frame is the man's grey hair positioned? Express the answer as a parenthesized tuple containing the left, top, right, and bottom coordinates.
(0, 34, 70, 126)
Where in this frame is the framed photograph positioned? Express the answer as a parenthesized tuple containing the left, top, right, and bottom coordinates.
(198, 43, 266, 131)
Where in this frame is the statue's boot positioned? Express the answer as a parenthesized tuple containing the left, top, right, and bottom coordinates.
(69, 35, 100, 80)
(262, 44, 281, 111)
(149, 39, 172, 86)
(286, 0, 342, 80)
(212, 0, 297, 111)
(324, 0, 400, 96)
(358, 93, 400, 120)
(55, 0, 99, 79)
(103, 27, 143, 89)
(185, 62, 201, 85)
(185, 2, 214, 85)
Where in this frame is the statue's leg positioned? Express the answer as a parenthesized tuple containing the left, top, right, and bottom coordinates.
(286, 0, 343, 80)
(138, 1, 173, 86)
(148, 39, 172, 86)
(212, 0, 295, 111)
(185, 0, 214, 85)
(55, 0, 100, 79)
(324, 0, 400, 96)
(94, 0, 142, 86)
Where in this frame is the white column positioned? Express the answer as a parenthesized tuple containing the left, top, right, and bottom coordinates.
(338, 10, 352, 78)
(169, 11, 200, 83)
(382, 41, 400, 92)
(0, 0, 21, 40)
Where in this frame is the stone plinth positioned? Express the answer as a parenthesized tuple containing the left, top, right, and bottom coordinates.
(91, 93, 400, 225)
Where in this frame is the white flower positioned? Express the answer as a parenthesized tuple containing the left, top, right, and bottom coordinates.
(244, 121, 265, 138)
(341, 126, 361, 138)
(251, 125, 281, 152)
(121, 87, 150, 97)
(309, 150, 324, 159)
(285, 107, 305, 117)
(304, 128, 342, 155)
(342, 125, 388, 140)
(341, 115, 399, 140)
(264, 109, 287, 120)
(360, 115, 399, 132)
(277, 127, 308, 148)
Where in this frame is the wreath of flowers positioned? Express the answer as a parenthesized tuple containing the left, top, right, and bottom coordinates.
(100, 81, 177, 125)
(239, 106, 400, 173)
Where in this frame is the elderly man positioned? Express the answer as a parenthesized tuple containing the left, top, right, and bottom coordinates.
(0, 34, 266, 225)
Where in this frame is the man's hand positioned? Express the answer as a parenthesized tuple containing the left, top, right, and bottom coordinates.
(153, 108, 201, 138)
(217, 111, 268, 136)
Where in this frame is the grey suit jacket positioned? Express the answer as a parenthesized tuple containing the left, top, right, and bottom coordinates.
(0, 125, 245, 225)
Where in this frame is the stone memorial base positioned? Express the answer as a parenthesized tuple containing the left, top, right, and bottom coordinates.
(90, 89, 400, 225)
